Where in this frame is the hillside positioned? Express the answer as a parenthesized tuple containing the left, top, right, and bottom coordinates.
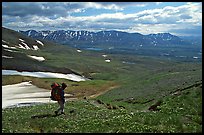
(2, 81, 202, 133)
(2, 27, 83, 74)
(3, 27, 135, 75)
(2, 27, 202, 133)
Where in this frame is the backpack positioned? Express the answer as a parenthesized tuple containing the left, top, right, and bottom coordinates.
(50, 83, 63, 101)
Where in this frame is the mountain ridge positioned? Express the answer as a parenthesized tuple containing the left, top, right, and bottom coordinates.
(19, 29, 193, 48)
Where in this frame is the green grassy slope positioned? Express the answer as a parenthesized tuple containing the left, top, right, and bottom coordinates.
(2, 81, 202, 133)
(2, 51, 202, 133)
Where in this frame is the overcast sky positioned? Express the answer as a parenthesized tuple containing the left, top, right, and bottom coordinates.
(2, 2, 202, 37)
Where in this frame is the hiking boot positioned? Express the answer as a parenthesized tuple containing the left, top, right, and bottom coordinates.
(54, 111, 58, 115)
(61, 112, 65, 115)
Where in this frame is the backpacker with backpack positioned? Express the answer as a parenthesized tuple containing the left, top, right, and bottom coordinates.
(50, 83, 63, 101)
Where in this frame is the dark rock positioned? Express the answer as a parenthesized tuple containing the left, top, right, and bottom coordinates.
(148, 100, 162, 111)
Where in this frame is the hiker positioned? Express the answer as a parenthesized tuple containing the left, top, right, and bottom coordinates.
(50, 82, 67, 115)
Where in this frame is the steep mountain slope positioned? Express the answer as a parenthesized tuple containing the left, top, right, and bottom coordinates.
(2, 27, 80, 75)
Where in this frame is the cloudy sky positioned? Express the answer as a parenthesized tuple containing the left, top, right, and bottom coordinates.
(2, 2, 202, 37)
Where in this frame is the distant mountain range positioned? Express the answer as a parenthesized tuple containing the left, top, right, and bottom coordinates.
(19, 30, 196, 49)
(2, 26, 202, 73)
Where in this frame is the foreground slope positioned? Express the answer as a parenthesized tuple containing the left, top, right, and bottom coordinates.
(2, 81, 202, 133)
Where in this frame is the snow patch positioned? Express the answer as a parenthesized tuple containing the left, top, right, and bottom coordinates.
(4, 49, 18, 53)
(102, 55, 107, 57)
(2, 44, 17, 49)
(21, 42, 30, 49)
(28, 31, 32, 36)
(2, 55, 14, 59)
(2, 81, 74, 109)
(105, 59, 111, 63)
(27, 55, 45, 61)
(36, 40, 44, 46)
(18, 44, 26, 49)
(2, 81, 55, 109)
(2, 70, 88, 82)
(42, 32, 48, 37)
(77, 49, 82, 52)
(33, 45, 39, 50)
(19, 38, 25, 42)
(2, 44, 9, 48)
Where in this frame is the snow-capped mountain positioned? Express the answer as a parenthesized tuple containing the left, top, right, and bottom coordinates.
(19, 30, 191, 48)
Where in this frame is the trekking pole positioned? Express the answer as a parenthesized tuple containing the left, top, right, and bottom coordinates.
(48, 97, 51, 109)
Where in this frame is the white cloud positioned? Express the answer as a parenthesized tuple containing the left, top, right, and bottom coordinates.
(156, 2, 162, 5)
(127, 24, 178, 35)
(81, 2, 149, 10)
(84, 2, 123, 10)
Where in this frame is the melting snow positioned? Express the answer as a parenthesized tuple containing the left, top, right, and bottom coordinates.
(19, 38, 25, 42)
(21, 42, 30, 49)
(2, 81, 73, 109)
(28, 31, 32, 36)
(77, 49, 82, 52)
(36, 40, 44, 46)
(102, 55, 107, 57)
(2, 44, 16, 49)
(105, 59, 111, 63)
(42, 32, 48, 37)
(4, 49, 18, 53)
(2, 55, 13, 59)
(33, 45, 39, 50)
(27, 55, 45, 61)
(2, 70, 88, 82)
(18, 44, 26, 49)
(2, 81, 54, 109)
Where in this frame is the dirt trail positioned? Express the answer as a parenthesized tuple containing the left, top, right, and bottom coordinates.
(89, 85, 120, 99)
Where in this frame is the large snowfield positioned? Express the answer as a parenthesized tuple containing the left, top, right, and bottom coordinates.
(2, 81, 73, 109)
(2, 70, 88, 82)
